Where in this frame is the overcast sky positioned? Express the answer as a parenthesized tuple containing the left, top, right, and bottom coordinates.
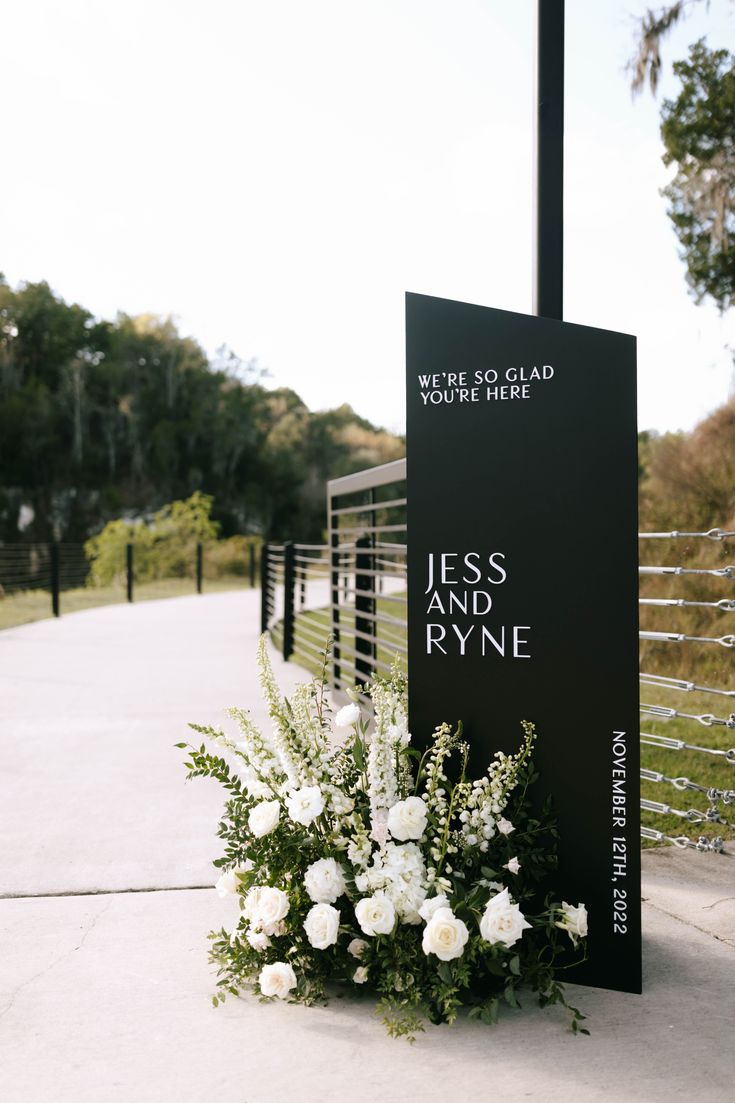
(2, 0, 734, 435)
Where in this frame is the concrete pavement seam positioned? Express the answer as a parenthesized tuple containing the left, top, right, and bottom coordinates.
(0, 884, 213, 901)
(643, 898, 735, 948)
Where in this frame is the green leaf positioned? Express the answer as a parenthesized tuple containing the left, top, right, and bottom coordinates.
(436, 962, 453, 986)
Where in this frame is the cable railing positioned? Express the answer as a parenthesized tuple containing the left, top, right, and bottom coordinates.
(1, 539, 259, 622)
(262, 457, 735, 857)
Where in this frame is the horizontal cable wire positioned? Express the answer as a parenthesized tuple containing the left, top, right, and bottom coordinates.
(639, 672, 735, 699)
(640, 630, 735, 647)
(639, 564, 735, 578)
(640, 703, 735, 728)
(640, 597, 735, 611)
(640, 825, 725, 853)
(640, 731, 735, 763)
(639, 528, 735, 541)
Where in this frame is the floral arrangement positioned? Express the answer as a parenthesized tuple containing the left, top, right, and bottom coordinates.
(180, 637, 588, 1040)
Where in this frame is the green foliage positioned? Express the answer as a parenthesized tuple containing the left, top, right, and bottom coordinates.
(0, 277, 404, 544)
(660, 40, 735, 310)
(84, 491, 219, 585)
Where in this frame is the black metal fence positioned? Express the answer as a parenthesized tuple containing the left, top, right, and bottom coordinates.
(261, 459, 407, 688)
(0, 540, 259, 620)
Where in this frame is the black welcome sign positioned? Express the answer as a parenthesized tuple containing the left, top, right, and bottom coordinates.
(405, 293, 641, 994)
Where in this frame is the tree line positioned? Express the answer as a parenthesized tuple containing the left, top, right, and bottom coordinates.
(0, 277, 404, 545)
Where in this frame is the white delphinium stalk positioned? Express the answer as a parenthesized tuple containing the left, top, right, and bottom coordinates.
(459, 722, 536, 853)
(366, 678, 409, 838)
(256, 634, 304, 786)
(286, 680, 332, 786)
(226, 706, 281, 792)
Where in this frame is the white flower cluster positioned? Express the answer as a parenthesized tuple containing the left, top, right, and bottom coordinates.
(354, 841, 428, 925)
(234, 884, 291, 950)
(195, 649, 589, 1028)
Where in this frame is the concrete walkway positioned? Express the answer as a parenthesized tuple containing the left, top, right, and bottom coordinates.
(1, 594, 734, 1102)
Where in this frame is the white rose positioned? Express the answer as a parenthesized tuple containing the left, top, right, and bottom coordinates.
(246, 930, 271, 951)
(304, 858, 347, 904)
(248, 800, 281, 838)
(479, 888, 531, 948)
(303, 903, 341, 949)
(348, 938, 369, 959)
(286, 786, 325, 826)
(354, 894, 396, 937)
(353, 966, 368, 984)
(259, 961, 297, 998)
(335, 703, 361, 728)
(504, 856, 521, 875)
(556, 901, 588, 944)
(497, 817, 515, 836)
(387, 796, 428, 841)
(418, 894, 450, 923)
(421, 907, 469, 961)
(215, 867, 246, 897)
(246, 885, 290, 933)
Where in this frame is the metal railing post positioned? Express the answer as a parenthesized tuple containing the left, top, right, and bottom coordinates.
(196, 542, 203, 594)
(355, 533, 375, 681)
(282, 541, 295, 661)
(249, 543, 256, 589)
(260, 543, 270, 634)
(330, 525, 341, 688)
(126, 543, 134, 603)
(50, 541, 60, 618)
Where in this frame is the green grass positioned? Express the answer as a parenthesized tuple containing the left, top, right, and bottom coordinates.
(0, 576, 253, 631)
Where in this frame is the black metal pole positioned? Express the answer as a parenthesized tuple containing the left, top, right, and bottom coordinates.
(196, 542, 203, 594)
(282, 541, 295, 661)
(533, 0, 564, 321)
(50, 541, 60, 618)
(260, 543, 270, 634)
(330, 528, 341, 688)
(126, 543, 134, 603)
(354, 534, 375, 682)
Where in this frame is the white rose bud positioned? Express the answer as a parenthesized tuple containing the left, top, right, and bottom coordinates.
(335, 703, 361, 728)
(421, 907, 469, 962)
(215, 869, 241, 897)
(497, 817, 515, 836)
(348, 938, 369, 959)
(304, 858, 347, 904)
(248, 800, 281, 838)
(353, 966, 368, 984)
(303, 903, 341, 950)
(504, 856, 521, 875)
(479, 888, 531, 948)
(286, 786, 325, 826)
(387, 796, 428, 841)
(247, 885, 290, 934)
(259, 961, 297, 998)
(354, 894, 396, 937)
(246, 930, 271, 951)
(418, 894, 450, 923)
(556, 901, 588, 944)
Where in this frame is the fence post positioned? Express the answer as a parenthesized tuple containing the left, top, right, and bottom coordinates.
(330, 528, 341, 688)
(249, 543, 256, 589)
(196, 542, 203, 594)
(50, 541, 60, 618)
(126, 543, 134, 603)
(282, 541, 295, 661)
(355, 534, 375, 681)
(260, 543, 270, 634)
